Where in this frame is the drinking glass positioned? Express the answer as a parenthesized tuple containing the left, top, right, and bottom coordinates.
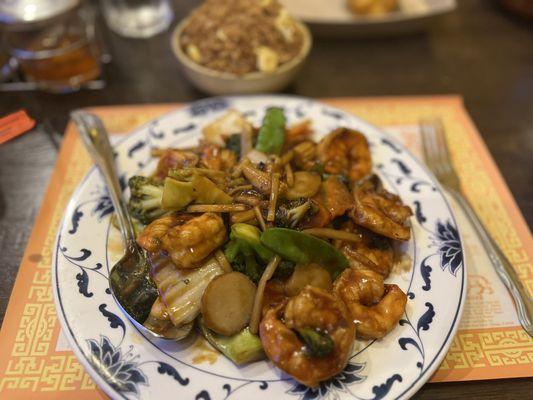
(101, 0, 174, 38)
(3, 5, 101, 93)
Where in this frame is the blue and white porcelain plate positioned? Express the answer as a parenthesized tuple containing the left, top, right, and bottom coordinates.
(53, 96, 466, 400)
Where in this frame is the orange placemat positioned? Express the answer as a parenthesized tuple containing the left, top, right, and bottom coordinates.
(0, 97, 531, 399)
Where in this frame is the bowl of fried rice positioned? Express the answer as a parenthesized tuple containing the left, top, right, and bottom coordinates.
(171, 0, 312, 95)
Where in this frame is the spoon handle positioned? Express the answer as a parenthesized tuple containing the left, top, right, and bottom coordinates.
(71, 111, 136, 245)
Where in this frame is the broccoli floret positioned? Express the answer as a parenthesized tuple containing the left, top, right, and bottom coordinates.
(295, 327, 334, 358)
(128, 176, 165, 225)
(230, 223, 274, 262)
(272, 260, 295, 280)
(224, 239, 264, 283)
(275, 199, 312, 228)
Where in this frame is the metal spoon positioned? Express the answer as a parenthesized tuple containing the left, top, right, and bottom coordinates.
(71, 110, 166, 340)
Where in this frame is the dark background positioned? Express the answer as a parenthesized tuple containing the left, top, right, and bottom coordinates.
(0, 0, 532, 398)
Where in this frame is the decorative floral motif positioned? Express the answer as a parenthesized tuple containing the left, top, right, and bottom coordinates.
(87, 336, 148, 395)
(128, 140, 147, 158)
(390, 158, 412, 176)
(156, 362, 190, 386)
(435, 220, 463, 275)
(59, 246, 103, 298)
(173, 123, 196, 135)
(92, 193, 114, 221)
(397, 301, 436, 373)
(189, 97, 228, 116)
(287, 362, 366, 400)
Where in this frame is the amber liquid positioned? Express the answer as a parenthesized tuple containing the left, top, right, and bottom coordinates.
(18, 32, 101, 92)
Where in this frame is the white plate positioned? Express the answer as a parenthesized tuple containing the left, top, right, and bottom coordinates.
(280, 0, 457, 36)
(53, 95, 466, 400)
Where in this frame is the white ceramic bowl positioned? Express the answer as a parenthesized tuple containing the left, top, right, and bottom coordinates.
(171, 17, 312, 95)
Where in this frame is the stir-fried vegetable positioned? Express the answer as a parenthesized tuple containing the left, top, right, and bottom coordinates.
(161, 177, 195, 210)
(241, 164, 273, 194)
(150, 254, 224, 327)
(273, 260, 296, 280)
(275, 199, 313, 228)
(198, 318, 265, 365)
(224, 223, 281, 283)
(192, 174, 232, 204)
(285, 171, 321, 200)
(127, 176, 165, 224)
(255, 107, 286, 155)
(161, 175, 232, 210)
(284, 263, 332, 296)
(202, 109, 253, 146)
(202, 272, 257, 336)
(250, 255, 281, 334)
(230, 223, 274, 262)
(260, 228, 349, 279)
(169, 167, 226, 183)
(226, 133, 242, 158)
(295, 327, 334, 358)
(144, 297, 194, 340)
(224, 239, 263, 283)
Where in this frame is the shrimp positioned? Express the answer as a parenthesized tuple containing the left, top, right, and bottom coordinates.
(285, 119, 313, 147)
(319, 176, 354, 219)
(350, 174, 412, 241)
(333, 268, 407, 339)
(200, 143, 237, 171)
(337, 221, 394, 278)
(161, 213, 226, 269)
(137, 214, 194, 253)
(317, 128, 372, 184)
(261, 280, 287, 316)
(138, 213, 226, 269)
(154, 149, 199, 180)
(301, 198, 331, 229)
(292, 141, 317, 171)
(260, 287, 355, 387)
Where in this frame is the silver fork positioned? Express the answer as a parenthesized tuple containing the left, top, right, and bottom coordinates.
(420, 118, 532, 337)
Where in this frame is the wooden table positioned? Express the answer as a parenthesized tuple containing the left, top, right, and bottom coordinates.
(0, 0, 531, 398)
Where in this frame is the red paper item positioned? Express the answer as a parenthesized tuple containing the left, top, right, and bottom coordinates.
(0, 110, 36, 145)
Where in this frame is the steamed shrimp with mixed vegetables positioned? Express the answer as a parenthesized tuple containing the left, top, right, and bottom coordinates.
(120, 107, 413, 387)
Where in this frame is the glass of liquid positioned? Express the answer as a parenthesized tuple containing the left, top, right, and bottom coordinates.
(4, 4, 101, 93)
(101, 0, 174, 38)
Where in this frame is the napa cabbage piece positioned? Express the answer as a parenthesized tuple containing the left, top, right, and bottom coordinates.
(143, 297, 194, 340)
(149, 253, 223, 327)
(199, 318, 265, 365)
